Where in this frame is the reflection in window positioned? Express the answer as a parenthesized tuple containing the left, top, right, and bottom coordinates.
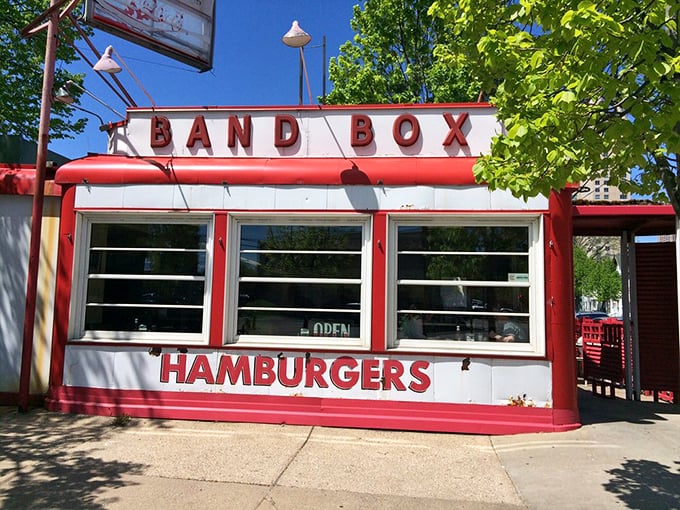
(235, 222, 366, 340)
(395, 224, 531, 343)
(83, 221, 209, 334)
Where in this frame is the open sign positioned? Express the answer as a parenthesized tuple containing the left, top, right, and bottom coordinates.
(311, 321, 351, 337)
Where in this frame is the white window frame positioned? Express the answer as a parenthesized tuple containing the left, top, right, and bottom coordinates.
(69, 212, 214, 344)
(386, 213, 546, 357)
(225, 213, 372, 350)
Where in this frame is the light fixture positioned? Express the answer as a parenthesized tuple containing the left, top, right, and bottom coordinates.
(54, 87, 112, 131)
(94, 45, 156, 108)
(54, 85, 74, 104)
(282, 21, 313, 105)
(93, 45, 121, 73)
(282, 20, 311, 48)
(57, 80, 125, 119)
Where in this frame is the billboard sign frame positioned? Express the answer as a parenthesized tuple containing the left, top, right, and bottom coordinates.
(84, 0, 215, 72)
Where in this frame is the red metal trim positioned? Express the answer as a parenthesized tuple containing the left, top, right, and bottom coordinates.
(46, 385, 580, 435)
(371, 213, 387, 351)
(128, 102, 493, 114)
(548, 190, 579, 426)
(209, 213, 227, 347)
(55, 155, 479, 186)
(573, 204, 675, 217)
(48, 184, 76, 388)
(0, 167, 61, 196)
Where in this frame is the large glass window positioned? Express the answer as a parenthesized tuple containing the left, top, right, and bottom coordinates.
(71, 215, 212, 342)
(388, 215, 544, 355)
(227, 215, 371, 348)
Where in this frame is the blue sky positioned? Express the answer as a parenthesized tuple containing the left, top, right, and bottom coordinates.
(50, 1, 359, 159)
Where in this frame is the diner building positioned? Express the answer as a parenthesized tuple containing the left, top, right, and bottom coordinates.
(45, 103, 579, 434)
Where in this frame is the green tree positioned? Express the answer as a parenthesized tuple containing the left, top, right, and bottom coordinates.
(1, 1, 88, 142)
(430, 1, 679, 211)
(573, 243, 621, 311)
(325, 0, 480, 104)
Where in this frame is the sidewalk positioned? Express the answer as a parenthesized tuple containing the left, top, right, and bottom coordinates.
(1, 387, 679, 509)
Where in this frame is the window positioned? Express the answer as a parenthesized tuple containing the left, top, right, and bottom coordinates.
(226, 214, 371, 349)
(387, 215, 545, 355)
(70, 214, 212, 343)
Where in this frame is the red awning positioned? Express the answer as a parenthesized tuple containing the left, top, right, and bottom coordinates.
(573, 204, 676, 236)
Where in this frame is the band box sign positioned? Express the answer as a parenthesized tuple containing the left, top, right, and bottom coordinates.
(113, 105, 500, 158)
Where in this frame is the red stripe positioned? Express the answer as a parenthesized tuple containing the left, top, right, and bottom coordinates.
(47, 385, 580, 435)
(55, 155, 479, 186)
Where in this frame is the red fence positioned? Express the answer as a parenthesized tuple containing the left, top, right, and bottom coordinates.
(581, 318, 625, 397)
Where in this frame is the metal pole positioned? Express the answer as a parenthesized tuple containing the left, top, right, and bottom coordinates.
(322, 35, 327, 103)
(298, 49, 303, 105)
(18, 0, 60, 412)
(621, 231, 633, 400)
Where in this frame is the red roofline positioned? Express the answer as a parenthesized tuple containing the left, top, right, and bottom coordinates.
(55, 154, 479, 186)
(0, 165, 61, 196)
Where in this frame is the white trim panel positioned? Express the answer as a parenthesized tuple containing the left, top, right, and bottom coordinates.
(74, 184, 550, 211)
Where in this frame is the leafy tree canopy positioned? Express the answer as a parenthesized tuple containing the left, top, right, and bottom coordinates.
(430, 1, 679, 211)
(573, 243, 621, 308)
(325, 0, 481, 104)
(1, 1, 89, 142)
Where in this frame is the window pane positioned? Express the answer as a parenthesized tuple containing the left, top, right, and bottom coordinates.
(240, 253, 361, 278)
(241, 225, 363, 251)
(238, 309, 360, 338)
(89, 251, 206, 276)
(240, 282, 360, 309)
(398, 312, 529, 343)
(395, 222, 534, 346)
(90, 223, 207, 249)
(397, 254, 528, 281)
(87, 279, 204, 305)
(81, 220, 209, 337)
(398, 226, 528, 252)
(85, 306, 203, 333)
(235, 221, 366, 342)
(398, 285, 529, 313)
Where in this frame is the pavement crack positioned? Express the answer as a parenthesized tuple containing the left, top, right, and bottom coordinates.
(256, 426, 315, 509)
(490, 437, 527, 508)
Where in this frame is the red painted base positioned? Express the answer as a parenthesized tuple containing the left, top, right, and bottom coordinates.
(0, 392, 46, 407)
(46, 386, 580, 435)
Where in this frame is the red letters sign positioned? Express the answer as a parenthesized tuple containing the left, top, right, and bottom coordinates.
(148, 112, 470, 151)
(160, 353, 431, 393)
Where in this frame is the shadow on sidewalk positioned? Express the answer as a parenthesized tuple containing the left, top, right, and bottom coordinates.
(604, 459, 680, 510)
(0, 408, 147, 509)
(578, 386, 680, 426)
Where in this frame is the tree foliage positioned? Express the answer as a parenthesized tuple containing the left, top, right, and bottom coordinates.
(430, 1, 680, 212)
(1, 1, 88, 142)
(573, 242, 621, 309)
(325, 0, 480, 105)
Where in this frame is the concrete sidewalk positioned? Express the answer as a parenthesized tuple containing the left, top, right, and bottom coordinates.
(1, 388, 679, 509)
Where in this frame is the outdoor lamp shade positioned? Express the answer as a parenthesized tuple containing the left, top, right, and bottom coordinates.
(54, 86, 74, 104)
(282, 20, 311, 48)
(93, 45, 122, 73)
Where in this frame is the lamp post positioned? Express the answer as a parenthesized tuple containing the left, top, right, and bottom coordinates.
(282, 20, 312, 105)
(18, 0, 60, 412)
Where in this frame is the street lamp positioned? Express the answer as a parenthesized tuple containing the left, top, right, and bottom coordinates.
(94, 45, 157, 108)
(56, 80, 125, 119)
(282, 20, 312, 105)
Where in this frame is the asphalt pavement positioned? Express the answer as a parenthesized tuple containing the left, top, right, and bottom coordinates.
(1, 386, 679, 509)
